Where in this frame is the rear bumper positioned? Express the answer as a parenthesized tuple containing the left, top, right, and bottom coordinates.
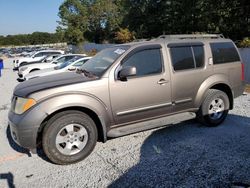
(233, 81, 246, 98)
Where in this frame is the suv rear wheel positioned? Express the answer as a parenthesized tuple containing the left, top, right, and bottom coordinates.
(197, 89, 229, 126)
(42, 110, 97, 165)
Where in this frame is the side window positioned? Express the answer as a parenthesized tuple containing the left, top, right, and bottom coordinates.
(193, 46, 204, 68)
(50, 52, 61, 55)
(210, 42, 240, 64)
(65, 56, 74, 61)
(73, 59, 88, 67)
(170, 45, 205, 71)
(57, 57, 66, 63)
(170, 47, 194, 71)
(122, 48, 162, 77)
(34, 52, 44, 57)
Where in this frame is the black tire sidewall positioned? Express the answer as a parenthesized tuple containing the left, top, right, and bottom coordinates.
(201, 90, 229, 126)
(42, 111, 97, 165)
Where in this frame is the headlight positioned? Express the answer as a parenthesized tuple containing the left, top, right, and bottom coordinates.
(20, 67, 28, 72)
(13, 97, 36, 114)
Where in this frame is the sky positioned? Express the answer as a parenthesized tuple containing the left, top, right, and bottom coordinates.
(0, 0, 65, 36)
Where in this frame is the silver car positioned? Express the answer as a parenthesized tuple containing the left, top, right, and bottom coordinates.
(9, 34, 245, 164)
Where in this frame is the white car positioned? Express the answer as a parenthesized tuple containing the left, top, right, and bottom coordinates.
(13, 49, 64, 70)
(18, 54, 86, 79)
(22, 56, 92, 81)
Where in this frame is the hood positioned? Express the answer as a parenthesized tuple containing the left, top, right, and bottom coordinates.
(26, 67, 55, 78)
(21, 62, 56, 70)
(14, 72, 98, 97)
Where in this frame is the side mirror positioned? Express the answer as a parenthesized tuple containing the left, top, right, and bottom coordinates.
(53, 61, 58, 64)
(118, 66, 136, 81)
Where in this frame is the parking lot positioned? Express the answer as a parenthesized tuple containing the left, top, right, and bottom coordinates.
(0, 58, 250, 187)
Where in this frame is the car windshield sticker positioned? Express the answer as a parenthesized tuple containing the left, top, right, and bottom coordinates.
(114, 49, 126, 55)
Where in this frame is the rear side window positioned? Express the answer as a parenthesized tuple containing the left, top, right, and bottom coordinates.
(210, 42, 240, 64)
(193, 46, 204, 68)
(170, 47, 194, 71)
(170, 46, 204, 71)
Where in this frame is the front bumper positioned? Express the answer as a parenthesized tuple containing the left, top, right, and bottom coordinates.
(8, 110, 42, 150)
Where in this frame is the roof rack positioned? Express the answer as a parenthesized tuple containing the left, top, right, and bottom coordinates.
(158, 34, 224, 40)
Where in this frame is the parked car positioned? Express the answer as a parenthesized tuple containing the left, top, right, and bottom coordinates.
(20, 56, 91, 81)
(19, 54, 60, 67)
(9, 34, 245, 165)
(18, 54, 87, 80)
(13, 49, 64, 70)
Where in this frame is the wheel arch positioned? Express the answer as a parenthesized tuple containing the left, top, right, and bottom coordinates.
(37, 106, 107, 149)
(194, 74, 234, 109)
(34, 94, 111, 148)
(29, 68, 40, 73)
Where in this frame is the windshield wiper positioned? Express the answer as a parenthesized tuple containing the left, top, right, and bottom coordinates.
(76, 69, 98, 78)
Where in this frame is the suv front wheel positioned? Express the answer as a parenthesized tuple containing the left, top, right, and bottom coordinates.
(42, 110, 97, 165)
(197, 89, 229, 126)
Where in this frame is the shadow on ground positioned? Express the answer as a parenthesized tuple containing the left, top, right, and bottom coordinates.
(0, 172, 15, 188)
(110, 114, 250, 187)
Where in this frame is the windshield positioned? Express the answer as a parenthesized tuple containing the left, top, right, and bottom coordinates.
(30, 51, 37, 57)
(79, 46, 130, 77)
(56, 56, 83, 70)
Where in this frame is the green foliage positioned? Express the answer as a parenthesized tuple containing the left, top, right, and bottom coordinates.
(6, 0, 249, 46)
(58, 0, 88, 45)
(114, 28, 135, 43)
(0, 32, 64, 46)
(58, 0, 123, 44)
(86, 0, 122, 43)
(58, 0, 250, 45)
(239, 38, 250, 48)
(123, 0, 250, 40)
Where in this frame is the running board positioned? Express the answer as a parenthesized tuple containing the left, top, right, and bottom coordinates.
(107, 112, 196, 138)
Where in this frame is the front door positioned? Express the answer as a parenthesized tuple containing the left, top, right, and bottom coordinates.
(109, 45, 172, 125)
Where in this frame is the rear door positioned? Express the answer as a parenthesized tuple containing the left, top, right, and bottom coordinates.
(109, 44, 172, 125)
(168, 42, 212, 112)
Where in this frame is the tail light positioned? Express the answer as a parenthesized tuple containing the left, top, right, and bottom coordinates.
(241, 63, 245, 81)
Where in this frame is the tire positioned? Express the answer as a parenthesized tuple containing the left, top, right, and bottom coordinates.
(42, 110, 97, 165)
(29, 69, 40, 73)
(197, 89, 230, 126)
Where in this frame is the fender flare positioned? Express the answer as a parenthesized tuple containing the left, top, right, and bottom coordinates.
(194, 74, 232, 108)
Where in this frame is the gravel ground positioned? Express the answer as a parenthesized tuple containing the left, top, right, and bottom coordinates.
(0, 58, 250, 188)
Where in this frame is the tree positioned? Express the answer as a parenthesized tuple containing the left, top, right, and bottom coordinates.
(85, 0, 122, 43)
(114, 28, 135, 43)
(58, 0, 88, 45)
(58, 0, 124, 44)
(57, 0, 250, 44)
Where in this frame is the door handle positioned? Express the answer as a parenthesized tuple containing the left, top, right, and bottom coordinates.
(157, 79, 169, 85)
